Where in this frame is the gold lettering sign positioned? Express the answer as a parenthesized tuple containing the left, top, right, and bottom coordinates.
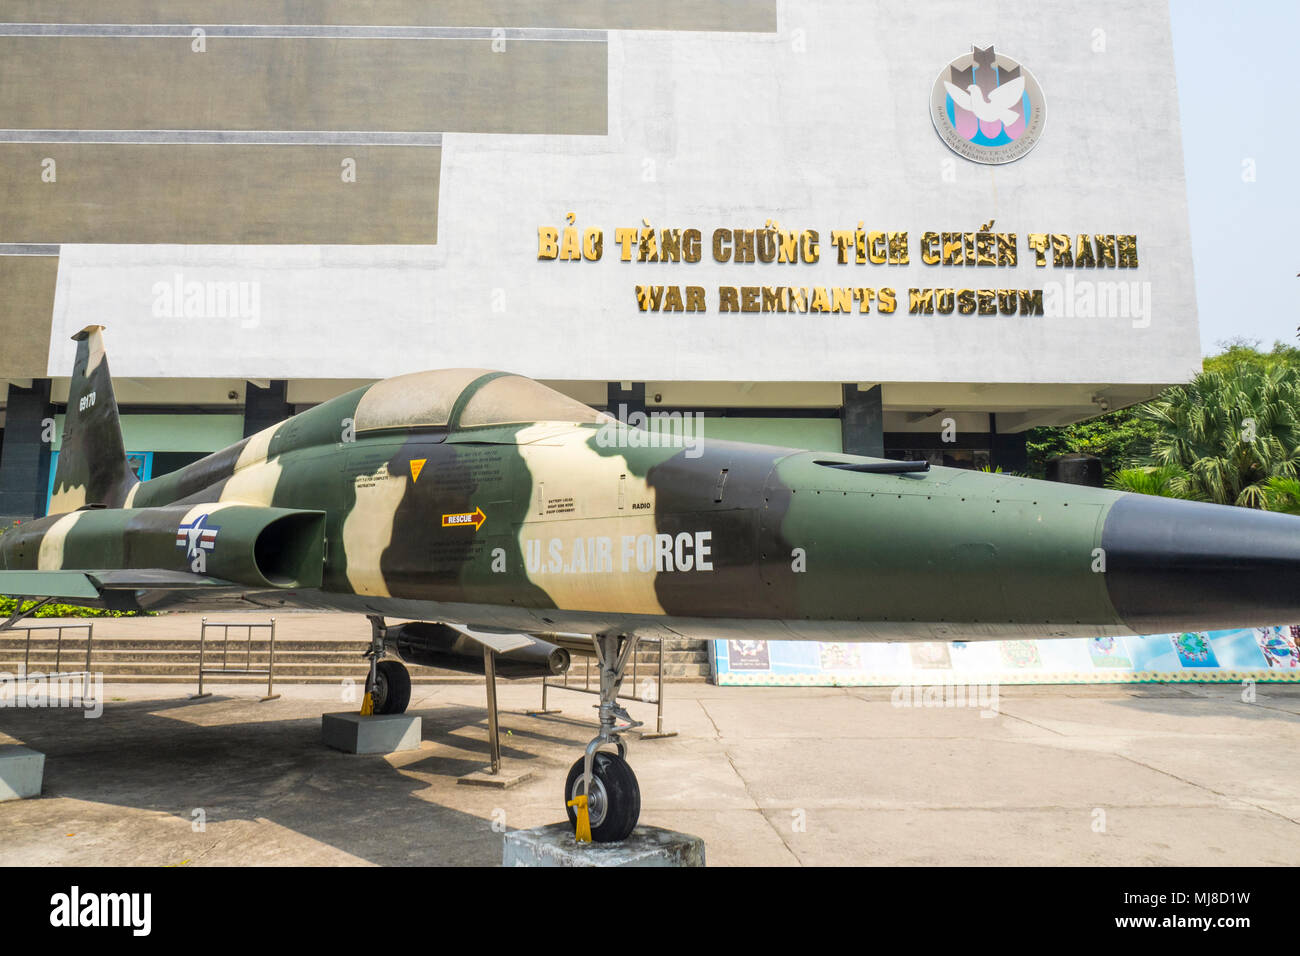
(535, 220, 1141, 315)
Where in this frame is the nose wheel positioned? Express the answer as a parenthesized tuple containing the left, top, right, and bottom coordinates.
(564, 752, 640, 843)
(363, 615, 411, 715)
(564, 633, 643, 843)
(368, 659, 411, 715)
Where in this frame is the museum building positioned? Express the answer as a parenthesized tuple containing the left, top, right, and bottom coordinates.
(0, 0, 1197, 523)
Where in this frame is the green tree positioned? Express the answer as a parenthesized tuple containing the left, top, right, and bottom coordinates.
(1136, 364, 1300, 507)
(1023, 408, 1158, 480)
(1262, 475, 1300, 515)
(1026, 340, 1300, 501)
(1105, 465, 1199, 499)
(1203, 337, 1300, 376)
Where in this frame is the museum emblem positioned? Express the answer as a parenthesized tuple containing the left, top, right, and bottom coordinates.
(930, 44, 1045, 164)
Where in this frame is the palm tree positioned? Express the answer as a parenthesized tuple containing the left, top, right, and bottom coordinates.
(1263, 475, 1300, 514)
(1106, 465, 1199, 499)
(1134, 365, 1300, 507)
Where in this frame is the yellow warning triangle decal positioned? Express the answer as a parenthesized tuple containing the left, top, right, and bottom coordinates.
(409, 459, 426, 483)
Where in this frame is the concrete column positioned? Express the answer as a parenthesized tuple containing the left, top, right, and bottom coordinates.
(242, 380, 292, 438)
(0, 379, 55, 522)
(989, 413, 1028, 473)
(605, 381, 645, 422)
(839, 384, 883, 458)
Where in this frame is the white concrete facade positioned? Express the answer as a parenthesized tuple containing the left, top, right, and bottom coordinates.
(40, 0, 1196, 427)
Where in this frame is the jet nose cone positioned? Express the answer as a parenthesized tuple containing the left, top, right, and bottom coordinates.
(1101, 494, 1300, 633)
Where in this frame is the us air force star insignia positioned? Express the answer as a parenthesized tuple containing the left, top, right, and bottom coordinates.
(176, 513, 220, 571)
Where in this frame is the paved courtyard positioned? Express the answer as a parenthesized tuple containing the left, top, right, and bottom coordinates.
(1, 676, 1296, 866)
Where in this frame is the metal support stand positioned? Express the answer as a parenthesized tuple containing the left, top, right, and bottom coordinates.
(1, 597, 54, 633)
(458, 645, 534, 788)
(484, 646, 501, 775)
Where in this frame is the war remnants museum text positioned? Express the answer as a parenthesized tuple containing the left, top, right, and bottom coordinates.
(537, 221, 1141, 316)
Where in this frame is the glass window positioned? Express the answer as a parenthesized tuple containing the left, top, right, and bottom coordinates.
(352, 368, 491, 432)
(457, 375, 612, 427)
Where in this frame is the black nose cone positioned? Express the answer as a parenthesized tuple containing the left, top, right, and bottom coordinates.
(1101, 493, 1300, 633)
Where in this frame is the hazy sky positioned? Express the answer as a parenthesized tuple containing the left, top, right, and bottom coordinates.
(1170, 0, 1299, 355)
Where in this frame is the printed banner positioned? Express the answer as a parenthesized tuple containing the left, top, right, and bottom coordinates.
(710, 626, 1300, 686)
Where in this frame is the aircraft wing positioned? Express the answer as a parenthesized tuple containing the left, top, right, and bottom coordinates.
(0, 569, 240, 600)
(0, 568, 253, 629)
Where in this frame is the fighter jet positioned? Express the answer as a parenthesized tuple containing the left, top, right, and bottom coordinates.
(4, 327, 1300, 841)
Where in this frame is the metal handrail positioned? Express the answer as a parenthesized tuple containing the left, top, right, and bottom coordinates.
(194, 617, 279, 701)
(1, 622, 94, 700)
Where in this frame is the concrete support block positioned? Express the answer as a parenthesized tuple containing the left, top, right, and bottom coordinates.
(0, 745, 45, 801)
(503, 822, 706, 867)
(321, 713, 421, 754)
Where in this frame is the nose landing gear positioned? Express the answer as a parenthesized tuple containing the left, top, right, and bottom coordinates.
(363, 614, 411, 715)
(564, 633, 643, 843)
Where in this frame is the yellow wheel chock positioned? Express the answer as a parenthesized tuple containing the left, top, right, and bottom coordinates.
(567, 793, 592, 843)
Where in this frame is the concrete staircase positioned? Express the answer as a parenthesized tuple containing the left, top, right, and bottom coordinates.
(0, 632, 713, 685)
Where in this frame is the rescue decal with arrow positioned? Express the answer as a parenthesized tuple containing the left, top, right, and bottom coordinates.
(442, 507, 485, 530)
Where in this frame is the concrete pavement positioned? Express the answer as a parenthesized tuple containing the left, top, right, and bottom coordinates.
(0, 677, 1297, 865)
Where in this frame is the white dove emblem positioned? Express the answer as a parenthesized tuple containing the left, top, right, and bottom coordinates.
(944, 76, 1025, 126)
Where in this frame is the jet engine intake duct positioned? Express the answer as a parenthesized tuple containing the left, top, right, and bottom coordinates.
(252, 511, 327, 587)
(0, 504, 326, 590)
(389, 621, 570, 679)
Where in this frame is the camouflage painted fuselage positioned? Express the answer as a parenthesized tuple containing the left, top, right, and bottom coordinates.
(10, 362, 1300, 642)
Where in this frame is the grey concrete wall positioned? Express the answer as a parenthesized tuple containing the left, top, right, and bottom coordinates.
(0, 144, 441, 244)
(0, 0, 775, 31)
(0, 256, 56, 378)
(0, 38, 607, 135)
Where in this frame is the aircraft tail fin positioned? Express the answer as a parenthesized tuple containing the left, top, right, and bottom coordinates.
(49, 326, 138, 513)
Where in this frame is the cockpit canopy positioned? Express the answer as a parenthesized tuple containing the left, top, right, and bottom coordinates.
(352, 369, 611, 434)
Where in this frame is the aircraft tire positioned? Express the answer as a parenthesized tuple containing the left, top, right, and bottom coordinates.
(373, 660, 412, 715)
(565, 752, 640, 842)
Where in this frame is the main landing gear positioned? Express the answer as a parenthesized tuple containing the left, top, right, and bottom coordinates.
(564, 633, 643, 843)
(362, 617, 642, 842)
(364, 615, 411, 715)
